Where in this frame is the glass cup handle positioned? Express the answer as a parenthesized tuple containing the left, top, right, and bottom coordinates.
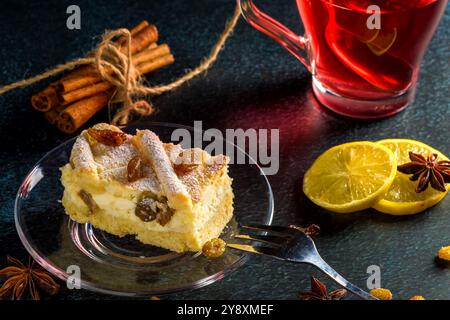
(237, 0, 311, 71)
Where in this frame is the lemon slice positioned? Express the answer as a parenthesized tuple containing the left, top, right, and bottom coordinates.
(367, 28, 397, 56)
(303, 142, 396, 213)
(361, 28, 380, 44)
(373, 139, 449, 215)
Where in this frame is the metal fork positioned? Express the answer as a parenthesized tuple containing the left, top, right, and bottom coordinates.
(227, 224, 376, 300)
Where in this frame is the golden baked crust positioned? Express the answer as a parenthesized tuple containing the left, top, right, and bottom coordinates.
(133, 129, 192, 211)
(60, 123, 234, 252)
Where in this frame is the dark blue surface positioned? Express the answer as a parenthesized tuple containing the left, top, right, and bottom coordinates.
(0, 0, 449, 299)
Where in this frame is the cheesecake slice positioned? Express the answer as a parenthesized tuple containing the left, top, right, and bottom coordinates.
(60, 123, 233, 252)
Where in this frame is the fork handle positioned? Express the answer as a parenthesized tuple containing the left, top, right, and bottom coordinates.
(308, 256, 377, 300)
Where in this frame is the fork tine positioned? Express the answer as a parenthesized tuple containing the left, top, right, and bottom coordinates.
(235, 234, 287, 246)
(241, 224, 298, 235)
(226, 243, 280, 258)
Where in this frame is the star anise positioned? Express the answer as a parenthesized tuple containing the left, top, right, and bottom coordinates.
(0, 256, 60, 300)
(299, 277, 347, 300)
(397, 152, 450, 193)
(289, 224, 320, 236)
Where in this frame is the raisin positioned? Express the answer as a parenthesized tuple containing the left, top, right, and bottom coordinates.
(135, 194, 174, 225)
(135, 192, 175, 225)
(156, 207, 174, 226)
(127, 156, 144, 182)
(438, 246, 450, 261)
(410, 296, 425, 300)
(87, 128, 127, 147)
(173, 163, 198, 175)
(369, 288, 393, 300)
(172, 150, 200, 175)
(135, 197, 158, 222)
(78, 190, 98, 214)
(202, 238, 226, 258)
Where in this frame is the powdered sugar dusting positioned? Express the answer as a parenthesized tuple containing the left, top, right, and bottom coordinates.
(69, 124, 230, 202)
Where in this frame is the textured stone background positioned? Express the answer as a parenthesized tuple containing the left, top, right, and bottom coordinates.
(0, 0, 448, 300)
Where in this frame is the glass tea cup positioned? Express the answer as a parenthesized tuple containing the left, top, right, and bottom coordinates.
(237, 0, 447, 119)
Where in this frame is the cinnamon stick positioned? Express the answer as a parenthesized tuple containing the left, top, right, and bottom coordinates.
(31, 21, 157, 112)
(116, 20, 149, 46)
(58, 44, 172, 105)
(47, 52, 174, 134)
(58, 93, 110, 133)
(45, 105, 65, 126)
(119, 24, 158, 54)
(32, 65, 99, 112)
(60, 82, 113, 105)
(137, 53, 174, 74)
(38, 21, 174, 134)
(133, 44, 171, 65)
(31, 86, 59, 112)
(55, 25, 158, 94)
(55, 74, 102, 94)
(65, 21, 152, 79)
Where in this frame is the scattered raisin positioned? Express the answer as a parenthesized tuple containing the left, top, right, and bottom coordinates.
(87, 128, 127, 147)
(127, 156, 144, 182)
(369, 288, 393, 300)
(202, 238, 226, 258)
(438, 246, 450, 261)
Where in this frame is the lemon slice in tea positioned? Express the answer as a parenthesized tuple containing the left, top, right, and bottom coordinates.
(367, 28, 397, 56)
(303, 142, 397, 213)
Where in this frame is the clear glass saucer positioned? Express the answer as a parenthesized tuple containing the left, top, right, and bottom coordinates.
(14, 122, 273, 297)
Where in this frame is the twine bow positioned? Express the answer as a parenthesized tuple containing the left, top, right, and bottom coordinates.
(0, 6, 241, 126)
(94, 28, 153, 125)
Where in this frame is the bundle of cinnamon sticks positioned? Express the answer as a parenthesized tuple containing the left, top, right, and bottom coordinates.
(31, 21, 174, 133)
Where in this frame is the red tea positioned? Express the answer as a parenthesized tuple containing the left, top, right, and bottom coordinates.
(238, 0, 446, 118)
(297, 0, 447, 100)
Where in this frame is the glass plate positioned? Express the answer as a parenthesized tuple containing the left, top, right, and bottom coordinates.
(14, 122, 274, 297)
